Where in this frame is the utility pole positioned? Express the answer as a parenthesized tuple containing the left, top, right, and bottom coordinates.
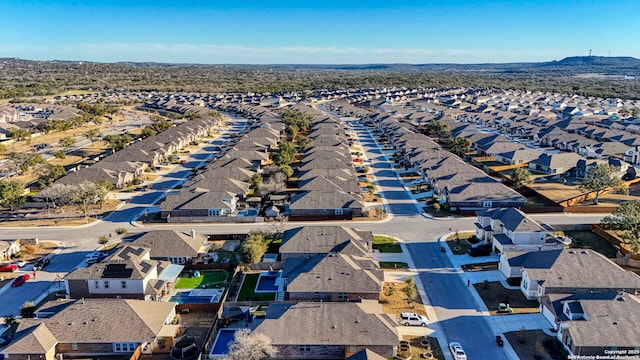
(588, 49, 592, 57)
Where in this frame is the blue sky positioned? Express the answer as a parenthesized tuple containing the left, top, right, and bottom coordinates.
(2, 0, 639, 64)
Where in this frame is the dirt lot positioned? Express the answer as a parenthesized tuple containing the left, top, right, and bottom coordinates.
(380, 282, 426, 318)
(505, 329, 568, 360)
(474, 281, 540, 315)
(0, 199, 121, 227)
(527, 180, 640, 206)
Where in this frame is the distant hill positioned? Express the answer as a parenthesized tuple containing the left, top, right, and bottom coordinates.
(538, 56, 640, 74)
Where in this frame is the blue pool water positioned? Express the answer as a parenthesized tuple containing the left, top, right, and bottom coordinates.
(210, 329, 238, 356)
(255, 271, 281, 292)
(256, 276, 278, 291)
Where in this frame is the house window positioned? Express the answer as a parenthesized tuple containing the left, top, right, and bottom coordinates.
(95, 281, 99, 289)
(338, 292, 348, 300)
(104, 281, 110, 289)
(299, 345, 311, 352)
(482, 201, 492, 207)
(114, 343, 137, 352)
(208, 209, 220, 216)
(71, 343, 78, 350)
(334, 208, 344, 215)
(322, 209, 328, 215)
(121, 281, 127, 289)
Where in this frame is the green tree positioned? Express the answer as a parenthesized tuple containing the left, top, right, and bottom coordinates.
(8, 128, 30, 147)
(60, 136, 75, 150)
(240, 231, 268, 263)
(424, 120, 450, 137)
(578, 163, 627, 204)
(103, 134, 132, 151)
(511, 167, 533, 188)
(601, 201, 640, 255)
(0, 180, 25, 210)
(36, 163, 67, 188)
(249, 173, 263, 189)
(446, 136, 472, 155)
(85, 128, 101, 142)
(278, 164, 294, 179)
(296, 135, 313, 150)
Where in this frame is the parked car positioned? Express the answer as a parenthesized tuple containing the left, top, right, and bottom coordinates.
(12, 274, 30, 287)
(468, 244, 492, 257)
(0, 263, 18, 272)
(12, 260, 27, 268)
(399, 312, 429, 327)
(32, 257, 50, 271)
(449, 342, 467, 360)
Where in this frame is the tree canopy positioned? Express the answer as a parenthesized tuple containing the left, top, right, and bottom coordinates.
(240, 231, 268, 264)
(578, 163, 627, 204)
(601, 201, 640, 254)
(0, 180, 25, 211)
(510, 167, 533, 188)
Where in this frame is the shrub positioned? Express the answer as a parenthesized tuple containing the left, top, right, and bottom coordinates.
(433, 203, 441, 212)
(115, 228, 128, 235)
(98, 235, 109, 245)
(20, 301, 36, 318)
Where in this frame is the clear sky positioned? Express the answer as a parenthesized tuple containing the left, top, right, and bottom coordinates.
(1, 0, 639, 64)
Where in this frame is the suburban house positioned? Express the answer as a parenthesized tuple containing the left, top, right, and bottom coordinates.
(280, 226, 373, 260)
(539, 291, 640, 356)
(160, 190, 238, 221)
(0, 239, 21, 261)
(283, 253, 383, 301)
(476, 208, 569, 253)
(249, 301, 399, 359)
(495, 149, 544, 165)
(0, 298, 179, 360)
(129, 229, 209, 265)
(63, 245, 183, 300)
(520, 248, 640, 300)
(528, 153, 584, 175)
(288, 190, 365, 219)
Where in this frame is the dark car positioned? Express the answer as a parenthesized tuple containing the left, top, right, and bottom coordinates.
(468, 244, 492, 257)
(33, 257, 51, 271)
(12, 274, 30, 287)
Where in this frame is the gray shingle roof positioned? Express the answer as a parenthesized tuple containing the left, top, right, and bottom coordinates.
(525, 249, 640, 290)
(280, 226, 372, 255)
(131, 230, 207, 258)
(251, 301, 398, 346)
(283, 254, 382, 293)
(4, 299, 176, 354)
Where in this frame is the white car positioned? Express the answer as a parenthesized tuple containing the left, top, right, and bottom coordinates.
(12, 260, 27, 268)
(449, 342, 467, 360)
(399, 312, 428, 327)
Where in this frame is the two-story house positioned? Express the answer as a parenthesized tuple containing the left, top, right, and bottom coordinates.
(64, 246, 183, 300)
(476, 208, 569, 253)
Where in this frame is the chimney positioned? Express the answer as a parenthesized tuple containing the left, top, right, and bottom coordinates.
(190, 228, 196, 239)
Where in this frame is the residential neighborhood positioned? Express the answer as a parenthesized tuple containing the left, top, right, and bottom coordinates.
(2, 84, 640, 360)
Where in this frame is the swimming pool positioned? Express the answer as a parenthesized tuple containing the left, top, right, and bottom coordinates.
(209, 328, 239, 358)
(255, 271, 281, 292)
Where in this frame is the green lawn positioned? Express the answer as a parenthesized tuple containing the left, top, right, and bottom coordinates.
(174, 270, 229, 289)
(237, 273, 276, 301)
(373, 235, 402, 253)
(566, 231, 618, 258)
